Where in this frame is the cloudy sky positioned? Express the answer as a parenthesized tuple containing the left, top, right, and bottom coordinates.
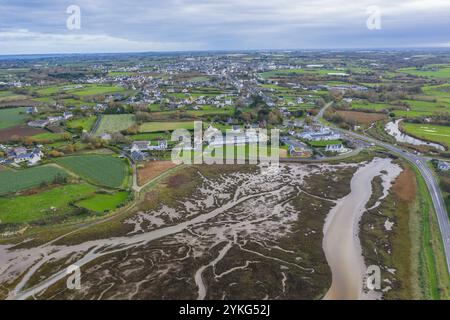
(0, 0, 449, 54)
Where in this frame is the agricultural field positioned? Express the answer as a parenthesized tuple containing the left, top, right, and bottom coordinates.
(67, 116, 97, 131)
(336, 110, 387, 126)
(139, 121, 195, 133)
(54, 155, 129, 189)
(72, 84, 125, 96)
(402, 123, 450, 148)
(0, 107, 27, 129)
(137, 161, 178, 186)
(0, 165, 69, 195)
(59, 99, 95, 107)
(108, 71, 137, 77)
(0, 184, 97, 224)
(392, 99, 450, 118)
(351, 101, 393, 112)
(422, 84, 450, 104)
(75, 191, 130, 212)
(187, 76, 209, 82)
(0, 126, 45, 142)
(31, 132, 70, 143)
(95, 114, 135, 135)
(260, 68, 349, 79)
(308, 140, 343, 147)
(400, 65, 450, 79)
(130, 132, 170, 141)
(32, 84, 126, 97)
(148, 103, 162, 112)
(0, 92, 28, 103)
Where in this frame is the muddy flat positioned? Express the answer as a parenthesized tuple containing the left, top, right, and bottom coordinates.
(323, 158, 402, 300)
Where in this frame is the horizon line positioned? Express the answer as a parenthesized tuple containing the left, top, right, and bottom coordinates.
(1, 47, 450, 58)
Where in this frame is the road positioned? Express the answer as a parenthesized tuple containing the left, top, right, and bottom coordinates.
(341, 129, 450, 271)
(315, 103, 450, 272)
(90, 114, 102, 134)
(314, 101, 333, 122)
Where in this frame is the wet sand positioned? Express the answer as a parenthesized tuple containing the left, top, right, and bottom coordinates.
(322, 158, 402, 300)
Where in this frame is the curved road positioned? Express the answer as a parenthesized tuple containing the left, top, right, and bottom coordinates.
(341, 129, 450, 271)
(316, 103, 450, 272)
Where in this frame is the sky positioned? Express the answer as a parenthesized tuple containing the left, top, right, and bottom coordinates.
(0, 0, 450, 54)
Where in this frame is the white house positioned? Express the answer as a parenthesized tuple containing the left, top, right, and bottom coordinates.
(47, 115, 63, 123)
(325, 144, 345, 153)
(148, 140, 168, 151)
(131, 140, 167, 152)
(131, 141, 150, 152)
(13, 148, 43, 165)
(63, 112, 73, 120)
(438, 161, 450, 171)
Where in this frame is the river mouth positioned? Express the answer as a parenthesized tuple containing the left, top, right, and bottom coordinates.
(1, 163, 357, 300)
(322, 158, 402, 300)
(385, 119, 445, 151)
(1, 159, 402, 300)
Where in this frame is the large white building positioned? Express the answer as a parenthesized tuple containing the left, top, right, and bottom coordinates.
(298, 127, 341, 141)
(208, 131, 268, 147)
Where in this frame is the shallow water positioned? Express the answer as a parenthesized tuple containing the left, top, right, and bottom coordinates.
(385, 119, 444, 151)
(322, 158, 402, 300)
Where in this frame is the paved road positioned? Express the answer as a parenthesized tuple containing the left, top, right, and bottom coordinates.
(90, 114, 102, 134)
(314, 101, 333, 122)
(314, 102, 449, 272)
(316, 108, 450, 273)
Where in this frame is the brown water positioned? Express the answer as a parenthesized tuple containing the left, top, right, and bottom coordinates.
(322, 158, 402, 300)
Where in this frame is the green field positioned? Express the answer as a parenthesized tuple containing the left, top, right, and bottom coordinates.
(260, 68, 349, 79)
(0, 184, 97, 224)
(60, 99, 95, 107)
(402, 123, 450, 148)
(176, 144, 283, 162)
(108, 71, 137, 77)
(139, 121, 195, 133)
(54, 155, 129, 188)
(422, 84, 450, 105)
(400, 66, 450, 79)
(68, 116, 97, 131)
(188, 76, 209, 83)
(96, 114, 135, 135)
(33, 84, 126, 97)
(0, 165, 69, 195)
(32, 132, 69, 143)
(0, 91, 28, 103)
(76, 191, 130, 212)
(308, 140, 343, 147)
(0, 107, 27, 129)
(73, 85, 125, 96)
(351, 101, 392, 112)
(130, 132, 170, 141)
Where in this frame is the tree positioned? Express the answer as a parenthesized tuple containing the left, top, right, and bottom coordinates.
(268, 110, 283, 125)
(135, 111, 152, 122)
(111, 132, 130, 144)
(63, 144, 75, 154)
(49, 150, 64, 157)
(53, 173, 68, 185)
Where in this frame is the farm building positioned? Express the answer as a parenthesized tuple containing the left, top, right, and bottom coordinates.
(28, 119, 49, 128)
